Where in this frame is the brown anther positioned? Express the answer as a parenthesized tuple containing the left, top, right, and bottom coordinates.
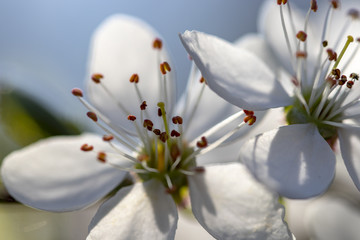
(159, 132, 169, 143)
(137, 154, 149, 162)
(326, 76, 337, 87)
(196, 136, 208, 148)
(339, 75, 347, 85)
(170, 144, 180, 161)
(332, 68, 341, 79)
(127, 115, 136, 121)
(291, 77, 300, 86)
(91, 73, 104, 84)
(200, 76, 206, 84)
(350, 73, 359, 80)
(322, 41, 328, 47)
(357, 38, 360, 43)
(172, 116, 183, 124)
(244, 115, 257, 126)
(140, 101, 147, 110)
(153, 38, 163, 50)
(311, 0, 318, 12)
(348, 9, 360, 20)
(194, 166, 205, 173)
(243, 110, 254, 116)
(170, 130, 181, 137)
(158, 108, 163, 117)
(153, 129, 161, 135)
(331, 0, 339, 9)
(296, 31, 307, 42)
(347, 80, 354, 89)
(102, 135, 114, 141)
(97, 152, 107, 163)
(296, 51, 307, 58)
(129, 73, 139, 83)
(71, 88, 83, 97)
(160, 62, 171, 75)
(87, 111, 98, 122)
(327, 49, 337, 61)
(277, 0, 287, 5)
(143, 119, 154, 131)
(81, 144, 93, 152)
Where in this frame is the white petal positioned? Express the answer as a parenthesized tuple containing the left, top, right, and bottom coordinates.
(188, 163, 292, 240)
(241, 124, 336, 199)
(1, 134, 126, 211)
(180, 31, 292, 111)
(87, 15, 176, 135)
(87, 180, 178, 240)
(305, 197, 360, 240)
(338, 128, 360, 190)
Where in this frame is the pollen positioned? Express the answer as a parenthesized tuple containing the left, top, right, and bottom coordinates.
(81, 144, 94, 151)
(97, 152, 107, 163)
(127, 115, 137, 121)
(160, 62, 171, 75)
(71, 88, 83, 97)
(91, 73, 104, 84)
(129, 73, 139, 83)
(87, 111, 98, 122)
(153, 38, 163, 50)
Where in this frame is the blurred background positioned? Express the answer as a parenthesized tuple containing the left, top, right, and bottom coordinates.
(0, 0, 263, 239)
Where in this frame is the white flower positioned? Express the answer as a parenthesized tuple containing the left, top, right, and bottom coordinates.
(180, 0, 360, 199)
(1, 15, 293, 239)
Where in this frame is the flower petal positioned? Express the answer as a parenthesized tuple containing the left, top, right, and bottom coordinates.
(338, 128, 360, 191)
(1, 134, 126, 211)
(241, 124, 336, 199)
(180, 30, 292, 111)
(87, 180, 178, 240)
(87, 15, 176, 135)
(188, 163, 293, 240)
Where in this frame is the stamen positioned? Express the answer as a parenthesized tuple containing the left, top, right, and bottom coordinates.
(172, 116, 183, 124)
(199, 76, 206, 84)
(331, 0, 339, 9)
(81, 144, 93, 151)
(160, 62, 171, 75)
(129, 73, 139, 83)
(87, 111, 98, 122)
(296, 31, 307, 42)
(153, 129, 161, 135)
(196, 136, 208, 148)
(103, 135, 114, 141)
(127, 115, 136, 121)
(311, 0, 318, 12)
(243, 115, 257, 126)
(97, 152, 107, 163)
(143, 119, 154, 131)
(71, 88, 83, 97)
(91, 73, 104, 84)
(153, 38, 163, 50)
(170, 130, 181, 137)
(140, 101, 147, 110)
(327, 49, 337, 61)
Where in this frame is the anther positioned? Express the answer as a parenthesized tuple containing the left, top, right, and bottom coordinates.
(160, 62, 171, 75)
(347, 80, 354, 89)
(153, 38, 163, 50)
(348, 9, 360, 19)
(129, 73, 139, 83)
(160, 132, 169, 143)
(296, 51, 307, 58)
(153, 129, 161, 135)
(170, 130, 181, 137)
(127, 115, 136, 121)
(87, 111, 98, 122)
(243, 110, 254, 116)
(97, 152, 107, 163)
(311, 0, 318, 12)
(143, 119, 154, 131)
(244, 115, 257, 126)
(350, 73, 359, 80)
(296, 31, 307, 42)
(194, 166, 205, 173)
(327, 49, 337, 61)
(196, 136, 208, 148)
(137, 154, 149, 162)
(158, 108, 162, 117)
(199, 76, 206, 84)
(81, 144, 93, 151)
(332, 68, 341, 79)
(322, 41, 328, 47)
(277, 0, 287, 5)
(71, 88, 83, 97)
(291, 77, 300, 86)
(91, 73, 104, 84)
(103, 135, 114, 141)
(172, 116, 183, 124)
(140, 101, 147, 110)
(339, 75, 347, 85)
(331, 0, 339, 9)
